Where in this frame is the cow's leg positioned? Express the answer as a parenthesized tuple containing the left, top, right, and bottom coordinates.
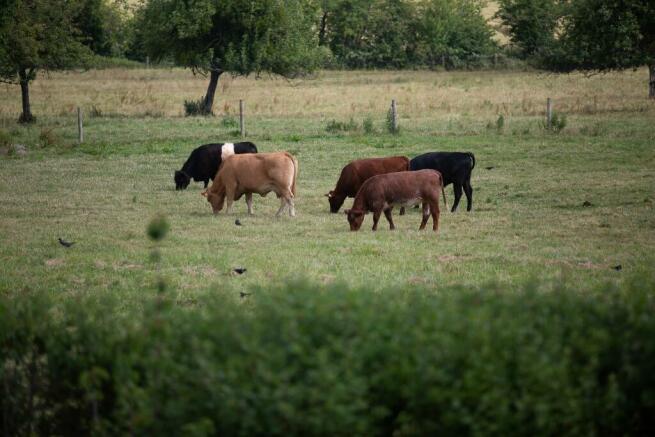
(451, 183, 463, 212)
(372, 210, 381, 231)
(430, 200, 440, 232)
(419, 202, 430, 230)
(225, 184, 236, 214)
(204, 180, 209, 188)
(275, 197, 288, 217)
(399, 206, 405, 216)
(463, 178, 473, 212)
(246, 193, 254, 215)
(287, 197, 296, 217)
(384, 208, 395, 230)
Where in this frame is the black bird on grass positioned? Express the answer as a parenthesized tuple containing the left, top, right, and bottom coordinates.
(613, 264, 622, 271)
(235, 219, 242, 226)
(58, 238, 75, 248)
(233, 268, 247, 275)
(240, 292, 251, 298)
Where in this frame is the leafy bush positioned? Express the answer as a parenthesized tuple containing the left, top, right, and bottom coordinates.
(363, 117, 375, 134)
(326, 118, 358, 133)
(184, 97, 212, 116)
(550, 111, 567, 133)
(386, 107, 399, 134)
(1, 278, 655, 435)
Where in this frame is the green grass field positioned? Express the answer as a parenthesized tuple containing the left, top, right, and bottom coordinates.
(1, 68, 654, 302)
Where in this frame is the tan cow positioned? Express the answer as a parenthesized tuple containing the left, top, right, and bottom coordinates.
(202, 152, 298, 217)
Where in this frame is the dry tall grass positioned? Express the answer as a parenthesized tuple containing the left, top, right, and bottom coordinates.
(1, 68, 652, 122)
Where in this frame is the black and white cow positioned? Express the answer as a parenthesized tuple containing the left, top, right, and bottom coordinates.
(174, 142, 258, 190)
(409, 152, 476, 212)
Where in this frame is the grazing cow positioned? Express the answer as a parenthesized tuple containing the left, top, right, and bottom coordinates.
(326, 156, 410, 213)
(202, 152, 298, 217)
(345, 170, 446, 232)
(409, 152, 475, 212)
(174, 142, 258, 190)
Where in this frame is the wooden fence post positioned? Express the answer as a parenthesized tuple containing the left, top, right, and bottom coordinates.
(391, 100, 398, 133)
(77, 107, 83, 144)
(239, 100, 245, 138)
(546, 98, 553, 129)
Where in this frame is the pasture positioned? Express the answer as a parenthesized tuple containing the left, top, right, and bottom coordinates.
(1, 67, 654, 302)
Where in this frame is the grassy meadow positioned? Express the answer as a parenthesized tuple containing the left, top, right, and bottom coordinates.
(1, 67, 654, 303)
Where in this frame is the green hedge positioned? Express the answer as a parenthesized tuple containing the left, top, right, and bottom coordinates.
(2, 278, 655, 435)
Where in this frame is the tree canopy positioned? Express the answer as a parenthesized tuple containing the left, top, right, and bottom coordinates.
(0, 0, 93, 122)
(137, 0, 327, 113)
(319, 0, 495, 69)
(498, 0, 655, 97)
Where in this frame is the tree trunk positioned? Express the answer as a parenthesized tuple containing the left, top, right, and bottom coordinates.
(650, 63, 655, 99)
(318, 12, 328, 46)
(202, 70, 222, 115)
(18, 69, 34, 123)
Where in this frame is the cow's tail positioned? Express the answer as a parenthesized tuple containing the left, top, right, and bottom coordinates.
(288, 153, 299, 197)
(467, 152, 476, 171)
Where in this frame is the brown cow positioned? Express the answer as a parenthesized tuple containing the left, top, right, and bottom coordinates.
(345, 170, 446, 232)
(201, 152, 298, 217)
(326, 156, 410, 213)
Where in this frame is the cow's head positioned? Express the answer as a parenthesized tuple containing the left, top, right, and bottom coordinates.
(201, 188, 225, 214)
(344, 208, 365, 231)
(325, 191, 346, 213)
(174, 170, 191, 190)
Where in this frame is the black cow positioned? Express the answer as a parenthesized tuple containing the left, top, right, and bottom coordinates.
(409, 152, 476, 212)
(174, 142, 258, 190)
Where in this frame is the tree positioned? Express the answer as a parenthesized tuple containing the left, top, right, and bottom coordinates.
(0, 0, 92, 123)
(498, 0, 655, 98)
(496, 0, 562, 58)
(77, 0, 133, 57)
(318, 0, 495, 69)
(415, 0, 495, 68)
(138, 0, 327, 115)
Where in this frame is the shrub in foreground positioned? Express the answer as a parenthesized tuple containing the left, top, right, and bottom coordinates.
(1, 278, 654, 435)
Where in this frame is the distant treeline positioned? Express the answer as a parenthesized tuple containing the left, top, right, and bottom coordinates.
(84, 0, 505, 70)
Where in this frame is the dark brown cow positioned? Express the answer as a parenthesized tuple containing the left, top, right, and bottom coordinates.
(326, 156, 410, 213)
(345, 170, 446, 232)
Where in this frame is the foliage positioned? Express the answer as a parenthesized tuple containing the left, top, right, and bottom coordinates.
(320, 0, 496, 69)
(326, 118, 358, 133)
(413, 0, 496, 68)
(546, 111, 567, 133)
(76, 0, 134, 57)
(495, 0, 563, 58)
(549, 0, 655, 73)
(0, 0, 93, 122)
(497, 0, 655, 95)
(147, 214, 169, 241)
(183, 97, 212, 116)
(386, 106, 399, 134)
(363, 116, 375, 134)
(137, 0, 326, 77)
(1, 277, 655, 434)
